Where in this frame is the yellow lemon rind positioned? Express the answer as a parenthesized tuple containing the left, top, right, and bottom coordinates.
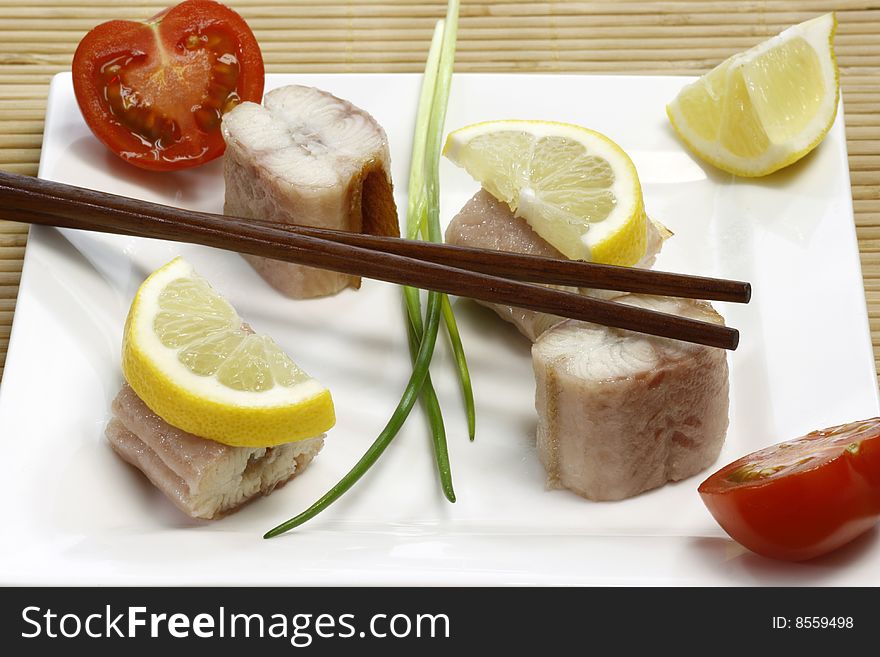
(590, 207, 648, 266)
(123, 342, 335, 447)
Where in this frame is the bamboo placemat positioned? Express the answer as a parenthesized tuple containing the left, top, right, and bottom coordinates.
(0, 0, 878, 383)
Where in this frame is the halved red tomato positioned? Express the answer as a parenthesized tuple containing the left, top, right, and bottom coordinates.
(699, 418, 880, 561)
(72, 0, 264, 171)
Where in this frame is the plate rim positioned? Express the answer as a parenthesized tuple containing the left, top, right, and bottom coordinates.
(1, 71, 878, 586)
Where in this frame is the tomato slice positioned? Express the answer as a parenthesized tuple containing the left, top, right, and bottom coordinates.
(699, 418, 880, 561)
(72, 0, 264, 171)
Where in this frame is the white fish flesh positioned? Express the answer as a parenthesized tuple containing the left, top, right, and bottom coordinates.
(532, 295, 729, 500)
(223, 84, 399, 298)
(106, 384, 324, 520)
(445, 189, 667, 340)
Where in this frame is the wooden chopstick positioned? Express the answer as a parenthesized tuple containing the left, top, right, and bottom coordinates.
(246, 220, 751, 303)
(0, 171, 741, 350)
(0, 171, 750, 304)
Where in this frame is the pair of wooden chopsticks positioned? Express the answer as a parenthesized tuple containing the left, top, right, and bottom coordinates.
(0, 170, 748, 350)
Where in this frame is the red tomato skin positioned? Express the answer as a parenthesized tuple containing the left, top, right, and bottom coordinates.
(72, 0, 264, 171)
(699, 419, 880, 561)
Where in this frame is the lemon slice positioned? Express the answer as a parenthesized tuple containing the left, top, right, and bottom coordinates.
(122, 257, 335, 447)
(444, 120, 647, 265)
(667, 13, 839, 177)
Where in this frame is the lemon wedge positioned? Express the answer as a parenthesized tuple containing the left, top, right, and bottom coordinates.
(667, 13, 839, 177)
(122, 257, 335, 447)
(443, 120, 647, 265)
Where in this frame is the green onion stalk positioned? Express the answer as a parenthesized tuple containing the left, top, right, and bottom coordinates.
(402, 20, 453, 502)
(424, 2, 475, 448)
(403, 4, 466, 503)
(264, 0, 463, 538)
(408, 2, 474, 440)
(264, 291, 443, 538)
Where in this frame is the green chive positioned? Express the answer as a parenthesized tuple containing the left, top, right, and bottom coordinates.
(264, 291, 443, 539)
(405, 22, 444, 241)
(264, 4, 461, 538)
(422, 2, 475, 440)
(406, 2, 473, 445)
(403, 2, 468, 501)
(403, 21, 455, 502)
(402, 19, 455, 500)
(407, 319, 455, 502)
(441, 295, 475, 440)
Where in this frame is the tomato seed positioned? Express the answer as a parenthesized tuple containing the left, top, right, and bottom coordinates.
(194, 105, 221, 133)
(222, 92, 241, 114)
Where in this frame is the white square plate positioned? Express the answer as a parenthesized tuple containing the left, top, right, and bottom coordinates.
(1, 73, 877, 585)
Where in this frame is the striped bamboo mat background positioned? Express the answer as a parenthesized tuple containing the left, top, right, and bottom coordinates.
(0, 0, 878, 383)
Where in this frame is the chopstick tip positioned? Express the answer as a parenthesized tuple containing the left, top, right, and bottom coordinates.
(727, 328, 740, 351)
